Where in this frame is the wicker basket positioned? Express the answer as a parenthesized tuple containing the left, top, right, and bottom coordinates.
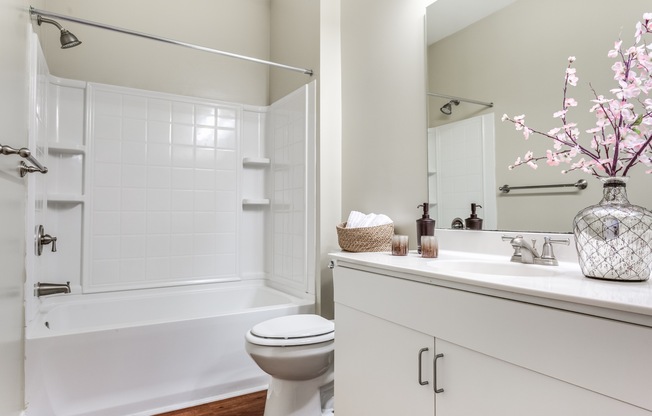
(336, 222, 394, 252)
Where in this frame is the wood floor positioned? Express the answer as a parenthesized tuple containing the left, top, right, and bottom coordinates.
(156, 390, 266, 416)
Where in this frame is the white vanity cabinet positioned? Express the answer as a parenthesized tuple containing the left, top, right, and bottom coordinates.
(333, 262, 652, 416)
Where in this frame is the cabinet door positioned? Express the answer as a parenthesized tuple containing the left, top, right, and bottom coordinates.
(434, 339, 652, 416)
(335, 303, 435, 416)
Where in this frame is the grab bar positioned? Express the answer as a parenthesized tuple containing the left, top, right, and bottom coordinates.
(0, 144, 48, 176)
(499, 179, 587, 193)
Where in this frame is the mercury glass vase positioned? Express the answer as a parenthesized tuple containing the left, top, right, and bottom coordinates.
(573, 177, 652, 281)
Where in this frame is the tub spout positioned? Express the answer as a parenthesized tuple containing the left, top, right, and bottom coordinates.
(35, 281, 71, 297)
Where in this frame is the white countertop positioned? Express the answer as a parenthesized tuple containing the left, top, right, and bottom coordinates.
(329, 249, 652, 327)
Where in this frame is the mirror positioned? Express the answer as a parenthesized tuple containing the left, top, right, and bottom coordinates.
(426, 0, 652, 232)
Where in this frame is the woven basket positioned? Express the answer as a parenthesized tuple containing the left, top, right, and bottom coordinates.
(336, 222, 394, 252)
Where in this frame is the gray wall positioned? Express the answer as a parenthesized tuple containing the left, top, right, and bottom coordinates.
(341, 0, 428, 248)
(40, 0, 272, 105)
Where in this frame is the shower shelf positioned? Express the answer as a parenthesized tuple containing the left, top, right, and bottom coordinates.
(48, 143, 85, 154)
(242, 157, 270, 167)
(242, 198, 270, 206)
(48, 194, 85, 203)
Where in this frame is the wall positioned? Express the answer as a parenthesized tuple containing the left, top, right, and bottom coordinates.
(0, 0, 45, 413)
(316, 0, 341, 318)
(341, 0, 428, 247)
(428, 0, 652, 231)
(40, 0, 272, 105)
(269, 0, 320, 103)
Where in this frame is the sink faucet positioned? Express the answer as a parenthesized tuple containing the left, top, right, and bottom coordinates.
(502, 235, 570, 266)
(35, 281, 70, 297)
(502, 235, 540, 264)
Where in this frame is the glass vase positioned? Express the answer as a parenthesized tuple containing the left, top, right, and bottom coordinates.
(573, 177, 652, 281)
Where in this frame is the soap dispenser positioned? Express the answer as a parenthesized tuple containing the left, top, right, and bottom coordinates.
(465, 203, 483, 230)
(416, 203, 436, 254)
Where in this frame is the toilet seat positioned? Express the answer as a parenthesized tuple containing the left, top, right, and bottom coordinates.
(246, 314, 334, 347)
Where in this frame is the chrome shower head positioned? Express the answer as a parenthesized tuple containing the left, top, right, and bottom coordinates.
(37, 15, 82, 49)
(440, 100, 460, 115)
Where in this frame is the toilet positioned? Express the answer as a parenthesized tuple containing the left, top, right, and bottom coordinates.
(245, 314, 335, 416)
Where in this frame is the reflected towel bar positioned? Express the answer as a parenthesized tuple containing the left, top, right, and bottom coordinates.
(0, 144, 48, 176)
(499, 179, 587, 193)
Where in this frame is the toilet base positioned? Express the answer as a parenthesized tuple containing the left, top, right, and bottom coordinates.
(264, 374, 333, 416)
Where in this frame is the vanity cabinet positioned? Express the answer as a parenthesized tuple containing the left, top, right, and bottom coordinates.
(333, 264, 652, 416)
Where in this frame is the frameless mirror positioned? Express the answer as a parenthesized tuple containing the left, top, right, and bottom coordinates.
(426, 0, 652, 233)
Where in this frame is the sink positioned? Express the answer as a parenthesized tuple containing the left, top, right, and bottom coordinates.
(427, 259, 563, 278)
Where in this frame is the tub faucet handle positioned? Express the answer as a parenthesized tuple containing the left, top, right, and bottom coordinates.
(37, 225, 57, 255)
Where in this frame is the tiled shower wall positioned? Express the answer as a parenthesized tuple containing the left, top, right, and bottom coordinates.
(87, 85, 241, 290)
(32, 77, 314, 296)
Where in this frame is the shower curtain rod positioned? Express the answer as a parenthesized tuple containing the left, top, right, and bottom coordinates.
(29, 7, 313, 76)
(427, 92, 493, 108)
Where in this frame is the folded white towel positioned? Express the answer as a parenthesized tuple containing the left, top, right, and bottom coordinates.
(346, 211, 393, 228)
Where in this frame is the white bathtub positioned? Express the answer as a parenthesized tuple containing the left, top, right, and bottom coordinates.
(25, 282, 314, 416)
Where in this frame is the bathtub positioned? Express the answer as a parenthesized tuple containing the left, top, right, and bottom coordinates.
(25, 281, 314, 416)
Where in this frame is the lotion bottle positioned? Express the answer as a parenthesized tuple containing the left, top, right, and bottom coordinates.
(416, 203, 436, 254)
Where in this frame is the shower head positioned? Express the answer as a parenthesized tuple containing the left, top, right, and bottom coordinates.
(440, 100, 460, 115)
(36, 15, 82, 49)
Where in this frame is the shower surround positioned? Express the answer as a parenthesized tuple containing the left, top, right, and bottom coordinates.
(25, 37, 316, 415)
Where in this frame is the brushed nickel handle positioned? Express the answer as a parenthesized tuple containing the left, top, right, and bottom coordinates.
(434, 353, 444, 393)
(418, 347, 429, 386)
(36, 225, 58, 256)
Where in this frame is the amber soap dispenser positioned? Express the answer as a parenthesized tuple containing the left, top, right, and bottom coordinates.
(416, 203, 436, 254)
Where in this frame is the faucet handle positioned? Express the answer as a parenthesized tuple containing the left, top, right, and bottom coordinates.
(538, 237, 570, 265)
(36, 225, 58, 255)
(501, 234, 523, 262)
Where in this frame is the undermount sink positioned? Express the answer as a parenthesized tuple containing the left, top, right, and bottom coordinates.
(426, 259, 564, 278)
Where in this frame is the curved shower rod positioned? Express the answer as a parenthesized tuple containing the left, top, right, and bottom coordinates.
(427, 92, 493, 108)
(29, 6, 313, 76)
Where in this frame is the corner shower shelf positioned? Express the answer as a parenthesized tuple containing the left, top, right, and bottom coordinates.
(48, 143, 86, 154)
(242, 157, 270, 167)
(48, 194, 85, 203)
(242, 198, 270, 206)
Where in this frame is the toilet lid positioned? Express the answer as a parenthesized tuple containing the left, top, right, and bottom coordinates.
(250, 314, 334, 340)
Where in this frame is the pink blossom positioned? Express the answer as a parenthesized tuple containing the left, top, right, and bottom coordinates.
(608, 40, 623, 58)
(502, 13, 652, 178)
(546, 150, 560, 166)
(553, 110, 567, 118)
(564, 98, 578, 108)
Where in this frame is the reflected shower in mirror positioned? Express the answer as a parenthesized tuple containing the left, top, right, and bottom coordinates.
(426, 0, 652, 233)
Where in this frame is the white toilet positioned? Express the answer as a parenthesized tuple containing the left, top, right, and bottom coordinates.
(245, 314, 335, 416)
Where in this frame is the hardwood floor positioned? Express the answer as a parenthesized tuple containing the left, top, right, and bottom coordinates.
(156, 390, 266, 416)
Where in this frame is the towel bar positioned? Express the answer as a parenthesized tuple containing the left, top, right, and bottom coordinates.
(0, 144, 48, 176)
(499, 179, 587, 193)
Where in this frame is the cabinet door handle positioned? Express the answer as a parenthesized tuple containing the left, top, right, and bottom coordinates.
(417, 347, 429, 386)
(434, 353, 444, 393)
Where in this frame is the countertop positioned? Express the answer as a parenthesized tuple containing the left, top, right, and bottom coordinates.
(329, 249, 652, 327)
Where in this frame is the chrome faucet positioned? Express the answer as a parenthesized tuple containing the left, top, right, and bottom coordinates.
(35, 281, 70, 297)
(502, 235, 540, 264)
(502, 235, 570, 266)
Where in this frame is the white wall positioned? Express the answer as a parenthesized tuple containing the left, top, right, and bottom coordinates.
(341, 0, 428, 248)
(0, 0, 45, 413)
